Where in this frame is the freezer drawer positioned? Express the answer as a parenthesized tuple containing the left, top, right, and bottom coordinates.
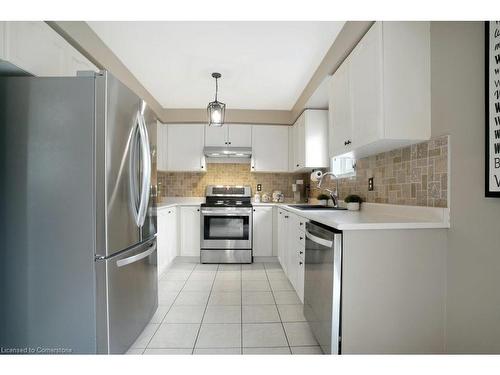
(98, 238, 158, 354)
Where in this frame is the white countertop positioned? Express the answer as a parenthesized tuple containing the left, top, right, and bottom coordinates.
(157, 197, 450, 230)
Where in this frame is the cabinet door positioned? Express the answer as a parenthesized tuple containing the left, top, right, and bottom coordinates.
(205, 124, 227, 147)
(293, 115, 305, 170)
(329, 61, 353, 157)
(251, 125, 288, 172)
(252, 206, 273, 257)
(156, 210, 168, 278)
(288, 126, 294, 172)
(157, 121, 168, 171)
(349, 22, 383, 149)
(297, 256, 305, 303)
(227, 124, 252, 147)
(6, 21, 68, 76)
(166, 208, 178, 264)
(277, 209, 287, 272)
(167, 124, 206, 172)
(179, 206, 201, 257)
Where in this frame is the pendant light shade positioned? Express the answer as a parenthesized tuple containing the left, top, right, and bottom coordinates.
(207, 72, 226, 127)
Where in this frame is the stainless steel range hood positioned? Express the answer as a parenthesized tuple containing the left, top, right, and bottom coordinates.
(204, 146, 252, 158)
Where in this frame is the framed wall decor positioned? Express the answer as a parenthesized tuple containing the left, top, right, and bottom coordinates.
(486, 21, 500, 197)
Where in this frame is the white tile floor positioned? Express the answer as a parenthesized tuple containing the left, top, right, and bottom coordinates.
(128, 261, 322, 355)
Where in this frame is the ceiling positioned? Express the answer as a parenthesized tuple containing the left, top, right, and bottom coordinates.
(87, 21, 344, 110)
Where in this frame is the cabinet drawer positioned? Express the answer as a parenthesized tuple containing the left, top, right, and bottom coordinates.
(297, 247, 305, 261)
(298, 217, 307, 232)
(297, 232, 306, 247)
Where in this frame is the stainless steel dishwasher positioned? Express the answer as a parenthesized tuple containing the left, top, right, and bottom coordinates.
(304, 221, 342, 354)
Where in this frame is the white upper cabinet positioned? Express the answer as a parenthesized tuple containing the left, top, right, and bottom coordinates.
(288, 126, 295, 172)
(251, 125, 289, 173)
(329, 64, 353, 157)
(205, 124, 252, 147)
(329, 21, 431, 159)
(205, 124, 227, 147)
(0, 22, 97, 77)
(291, 109, 329, 172)
(227, 125, 252, 147)
(349, 22, 384, 150)
(157, 121, 168, 171)
(167, 124, 206, 172)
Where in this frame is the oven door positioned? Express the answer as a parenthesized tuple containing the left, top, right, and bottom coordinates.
(200, 207, 252, 249)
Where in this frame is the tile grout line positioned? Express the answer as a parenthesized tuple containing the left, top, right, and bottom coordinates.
(191, 264, 219, 354)
(264, 262, 292, 354)
(141, 263, 197, 353)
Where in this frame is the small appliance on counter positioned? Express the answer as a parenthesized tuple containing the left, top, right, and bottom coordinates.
(261, 192, 271, 203)
(200, 185, 253, 263)
(254, 193, 261, 203)
(272, 190, 284, 203)
(293, 179, 305, 203)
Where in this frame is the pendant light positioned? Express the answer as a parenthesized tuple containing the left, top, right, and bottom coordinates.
(207, 72, 226, 127)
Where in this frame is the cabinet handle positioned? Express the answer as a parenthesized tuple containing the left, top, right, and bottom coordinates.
(201, 165, 204, 169)
(299, 236, 303, 240)
(299, 261, 303, 265)
(197, 208, 200, 212)
(344, 140, 352, 146)
(168, 210, 171, 214)
(224, 142, 227, 145)
(251, 166, 255, 169)
(299, 222, 303, 226)
(299, 251, 303, 255)
(296, 164, 299, 167)
(253, 209, 256, 212)
(284, 215, 289, 218)
(228, 142, 231, 145)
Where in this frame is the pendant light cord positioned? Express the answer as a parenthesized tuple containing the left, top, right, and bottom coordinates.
(214, 77, 218, 102)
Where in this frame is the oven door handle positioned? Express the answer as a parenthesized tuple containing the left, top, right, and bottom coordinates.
(201, 210, 252, 215)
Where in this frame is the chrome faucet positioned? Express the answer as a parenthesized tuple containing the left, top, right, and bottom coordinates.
(317, 171, 339, 208)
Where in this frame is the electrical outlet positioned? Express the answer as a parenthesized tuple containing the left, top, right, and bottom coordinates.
(368, 177, 374, 191)
(257, 184, 262, 192)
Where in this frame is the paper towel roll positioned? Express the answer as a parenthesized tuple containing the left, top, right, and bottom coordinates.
(311, 170, 323, 182)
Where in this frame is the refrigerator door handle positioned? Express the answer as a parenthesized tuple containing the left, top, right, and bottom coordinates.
(116, 241, 156, 268)
(136, 107, 151, 228)
(129, 118, 141, 226)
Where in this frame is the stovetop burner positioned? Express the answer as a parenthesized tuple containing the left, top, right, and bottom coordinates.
(203, 185, 252, 207)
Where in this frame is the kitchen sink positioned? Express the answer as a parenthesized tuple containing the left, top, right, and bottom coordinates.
(287, 205, 347, 211)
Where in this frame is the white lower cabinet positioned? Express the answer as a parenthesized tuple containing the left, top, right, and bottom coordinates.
(157, 207, 177, 278)
(179, 206, 201, 257)
(277, 208, 289, 274)
(276, 208, 306, 303)
(252, 206, 273, 257)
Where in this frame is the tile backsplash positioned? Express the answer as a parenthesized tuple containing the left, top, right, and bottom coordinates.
(310, 135, 449, 207)
(158, 136, 449, 208)
(158, 163, 308, 198)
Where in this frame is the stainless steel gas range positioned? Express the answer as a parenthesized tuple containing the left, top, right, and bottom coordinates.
(200, 185, 253, 264)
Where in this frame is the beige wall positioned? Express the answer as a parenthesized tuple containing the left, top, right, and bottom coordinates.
(431, 22, 500, 353)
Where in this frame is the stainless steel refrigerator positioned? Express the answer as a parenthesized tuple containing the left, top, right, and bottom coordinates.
(0, 71, 158, 354)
